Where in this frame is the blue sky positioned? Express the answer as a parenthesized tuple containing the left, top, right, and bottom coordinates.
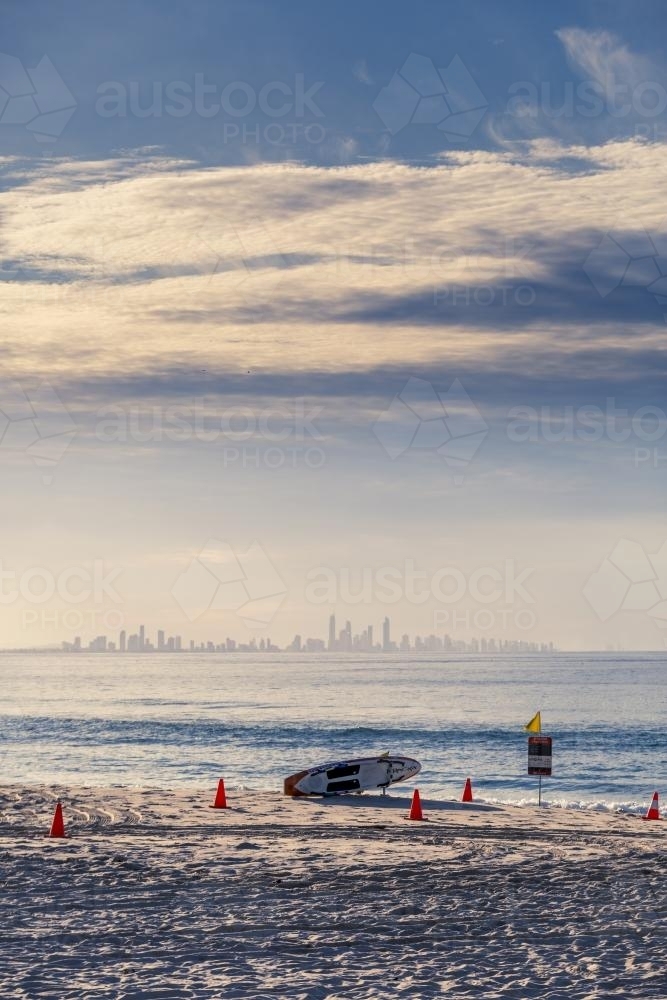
(0, 1, 666, 649)
(4, 0, 667, 160)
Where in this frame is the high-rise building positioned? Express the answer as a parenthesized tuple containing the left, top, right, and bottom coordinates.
(157, 630, 165, 651)
(119, 630, 126, 653)
(139, 625, 145, 652)
(328, 614, 336, 651)
(382, 616, 391, 652)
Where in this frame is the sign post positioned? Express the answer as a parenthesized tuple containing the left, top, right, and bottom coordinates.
(527, 735, 552, 806)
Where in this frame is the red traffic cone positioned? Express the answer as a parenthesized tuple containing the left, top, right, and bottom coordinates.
(407, 788, 424, 821)
(643, 791, 660, 821)
(462, 777, 473, 803)
(48, 801, 67, 838)
(209, 778, 229, 809)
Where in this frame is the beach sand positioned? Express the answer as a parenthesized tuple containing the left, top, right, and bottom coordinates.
(1, 785, 665, 998)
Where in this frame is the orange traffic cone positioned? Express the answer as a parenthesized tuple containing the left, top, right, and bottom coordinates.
(407, 788, 424, 821)
(462, 777, 473, 803)
(643, 791, 660, 821)
(209, 778, 229, 809)
(48, 801, 66, 838)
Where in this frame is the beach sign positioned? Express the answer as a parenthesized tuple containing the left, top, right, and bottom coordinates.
(527, 735, 552, 776)
(525, 711, 551, 806)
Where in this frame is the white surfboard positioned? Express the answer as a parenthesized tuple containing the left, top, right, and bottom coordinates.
(283, 754, 421, 796)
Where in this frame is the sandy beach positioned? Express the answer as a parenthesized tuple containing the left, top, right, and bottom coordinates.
(1, 785, 665, 999)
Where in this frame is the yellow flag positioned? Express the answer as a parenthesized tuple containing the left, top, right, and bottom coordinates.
(525, 711, 541, 733)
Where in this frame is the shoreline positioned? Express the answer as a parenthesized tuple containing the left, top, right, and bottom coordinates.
(0, 781, 658, 816)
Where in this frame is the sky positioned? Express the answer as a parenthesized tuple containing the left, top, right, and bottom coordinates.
(1, 0, 667, 650)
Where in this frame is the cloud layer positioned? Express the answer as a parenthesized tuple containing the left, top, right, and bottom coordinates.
(1, 140, 665, 408)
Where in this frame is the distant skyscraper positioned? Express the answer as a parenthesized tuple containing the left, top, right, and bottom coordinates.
(328, 614, 336, 651)
(382, 616, 391, 652)
(60, 620, 554, 657)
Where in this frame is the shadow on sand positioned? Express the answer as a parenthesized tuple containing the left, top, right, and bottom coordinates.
(295, 793, 503, 813)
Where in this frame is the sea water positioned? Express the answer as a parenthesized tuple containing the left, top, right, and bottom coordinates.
(1, 652, 666, 811)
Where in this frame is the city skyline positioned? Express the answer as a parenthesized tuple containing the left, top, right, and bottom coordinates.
(57, 613, 557, 655)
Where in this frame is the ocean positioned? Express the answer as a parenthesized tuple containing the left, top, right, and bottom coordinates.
(2, 652, 666, 811)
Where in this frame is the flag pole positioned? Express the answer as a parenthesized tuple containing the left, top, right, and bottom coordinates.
(525, 710, 551, 809)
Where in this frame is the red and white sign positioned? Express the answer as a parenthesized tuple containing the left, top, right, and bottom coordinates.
(527, 735, 552, 776)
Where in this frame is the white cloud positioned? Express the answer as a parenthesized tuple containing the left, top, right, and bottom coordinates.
(556, 28, 655, 94)
(0, 140, 664, 391)
(353, 59, 373, 86)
